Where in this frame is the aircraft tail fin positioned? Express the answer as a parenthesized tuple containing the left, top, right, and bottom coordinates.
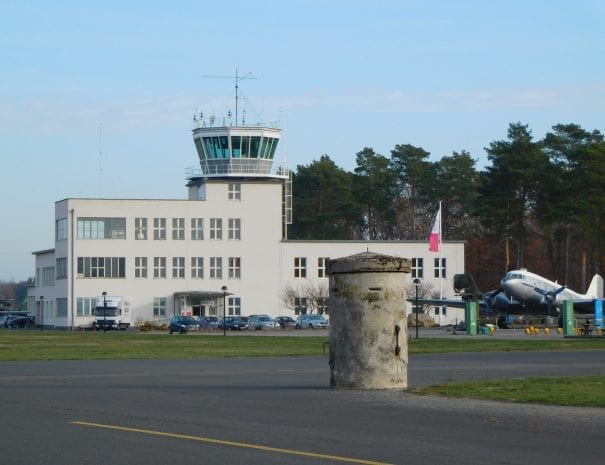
(586, 274, 604, 299)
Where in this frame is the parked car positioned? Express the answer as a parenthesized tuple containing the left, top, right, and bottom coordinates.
(168, 315, 199, 334)
(295, 314, 329, 329)
(274, 316, 296, 329)
(5, 315, 35, 328)
(217, 316, 249, 331)
(248, 315, 280, 330)
(194, 315, 219, 329)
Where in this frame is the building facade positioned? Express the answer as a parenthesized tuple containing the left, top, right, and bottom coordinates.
(29, 122, 465, 328)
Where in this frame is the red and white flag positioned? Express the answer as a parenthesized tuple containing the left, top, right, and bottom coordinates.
(429, 206, 441, 252)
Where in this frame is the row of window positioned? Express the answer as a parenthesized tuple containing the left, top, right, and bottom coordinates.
(35, 266, 55, 287)
(74, 256, 242, 280)
(295, 257, 447, 280)
(195, 135, 278, 160)
(65, 217, 243, 241)
(293, 297, 328, 314)
(411, 257, 447, 279)
(52, 256, 447, 281)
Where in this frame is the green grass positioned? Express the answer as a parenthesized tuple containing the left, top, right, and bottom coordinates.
(1, 330, 604, 361)
(0, 331, 330, 361)
(409, 376, 605, 407)
(408, 336, 605, 353)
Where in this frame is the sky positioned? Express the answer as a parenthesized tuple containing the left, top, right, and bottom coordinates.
(1, 0, 604, 282)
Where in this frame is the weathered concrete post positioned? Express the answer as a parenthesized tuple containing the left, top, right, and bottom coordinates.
(328, 251, 411, 389)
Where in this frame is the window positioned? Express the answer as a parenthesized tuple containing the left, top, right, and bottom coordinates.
(56, 218, 68, 241)
(56, 258, 67, 279)
(77, 218, 126, 239)
(294, 257, 307, 278)
(434, 257, 446, 278)
(228, 183, 241, 200)
(172, 257, 185, 278)
(135, 218, 147, 240)
(191, 257, 204, 278)
(191, 218, 204, 240)
(412, 258, 424, 279)
(294, 297, 308, 314)
(227, 296, 241, 316)
(318, 257, 329, 278)
(153, 218, 166, 240)
(42, 267, 54, 286)
(153, 257, 166, 278)
(135, 257, 147, 278)
(317, 297, 328, 315)
(228, 218, 241, 240)
(210, 218, 222, 240)
(210, 257, 222, 279)
(197, 183, 206, 201)
(228, 257, 241, 278)
(77, 257, 125, 278)
(77, 297, 95, 316)
(434, 306, 447, 316)
(56, 298, 68, 317)
(153, 297, 166, 316)
(172, 218, 185, 240)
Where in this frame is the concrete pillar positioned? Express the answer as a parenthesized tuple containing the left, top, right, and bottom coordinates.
(328, 251, 410, 389)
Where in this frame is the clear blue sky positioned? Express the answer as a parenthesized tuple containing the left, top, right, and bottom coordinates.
(1, 0, 603, 281)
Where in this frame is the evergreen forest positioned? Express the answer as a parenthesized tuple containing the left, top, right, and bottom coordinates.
(289, 122, 605, 294)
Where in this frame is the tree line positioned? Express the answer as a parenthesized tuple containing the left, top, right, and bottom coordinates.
(289, 122, 605, 294)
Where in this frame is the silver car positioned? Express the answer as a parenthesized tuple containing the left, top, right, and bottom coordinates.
(248, 315, 280, 330)
(295, 314, 329, 329)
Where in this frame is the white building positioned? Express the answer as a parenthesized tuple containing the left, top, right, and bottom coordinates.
(29, 121, 465, 329)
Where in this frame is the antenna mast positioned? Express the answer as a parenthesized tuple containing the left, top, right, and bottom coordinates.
(98, 123, 102, 197)
(200, 68, 257, 124)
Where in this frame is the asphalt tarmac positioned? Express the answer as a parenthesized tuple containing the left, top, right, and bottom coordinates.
(0, 349, 604, 465)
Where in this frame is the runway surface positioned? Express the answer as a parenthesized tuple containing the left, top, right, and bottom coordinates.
(1, 350, 604, 465)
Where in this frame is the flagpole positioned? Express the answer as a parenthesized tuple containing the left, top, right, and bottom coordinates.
(439, 200, 443, 326)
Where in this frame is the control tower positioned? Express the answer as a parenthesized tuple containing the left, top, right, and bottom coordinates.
(189, 122, 287, 179)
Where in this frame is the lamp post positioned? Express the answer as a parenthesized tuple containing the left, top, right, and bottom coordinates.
(221, 286, 228, 336)
(413, 278, 421, 339)
(102, 291, 107, 333)
(39, 296, 44, 331)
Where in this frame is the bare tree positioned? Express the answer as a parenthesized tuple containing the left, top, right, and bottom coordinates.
(405, 280, 437, 317)
(279, 281, 329, 315)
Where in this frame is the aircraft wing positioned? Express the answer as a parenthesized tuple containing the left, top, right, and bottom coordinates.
(409, 298, 468, 308)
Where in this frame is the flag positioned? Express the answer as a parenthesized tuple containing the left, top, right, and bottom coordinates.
(429, 206, 441, 252)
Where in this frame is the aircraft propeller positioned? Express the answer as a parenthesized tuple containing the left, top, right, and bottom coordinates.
(534, 285, 566, 319)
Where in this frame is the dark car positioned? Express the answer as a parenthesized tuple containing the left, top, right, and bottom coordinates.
(168, 315, 199, 334)
(194, 315, 219, 329)
(5, 315, 35, 328)
(217, 316, 249, 331)
(274, 316, 296, 329)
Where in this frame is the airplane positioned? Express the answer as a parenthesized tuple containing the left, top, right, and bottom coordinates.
(413, 268, 604, 316)
(498, 269, 603, 314)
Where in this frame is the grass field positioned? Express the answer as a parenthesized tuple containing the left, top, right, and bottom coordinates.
(1, 330, 604, 361)
(1, 330, 603, 407)
(410, 376, 605, 407)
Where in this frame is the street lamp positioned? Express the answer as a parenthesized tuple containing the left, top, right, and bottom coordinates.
(221, 286, 228, 336)
(102, 291, 107, 333)
(413, 278, 421, 339)
(39, 296, 44, 331)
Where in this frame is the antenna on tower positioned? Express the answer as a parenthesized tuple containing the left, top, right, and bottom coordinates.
(200, 68, 257, 124)
(98, 123, 103, 197)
